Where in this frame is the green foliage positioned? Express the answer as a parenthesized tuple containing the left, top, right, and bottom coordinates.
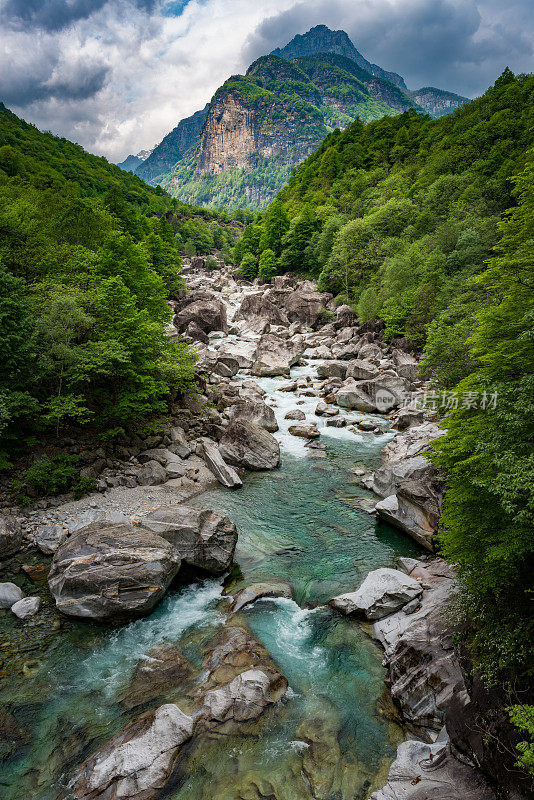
(15, 454, 96, 500)
(0, 103, 205, 462)
(204, 255, 218, 271)
(508, 705, 534, 775)
(430, 152, 534, 681)
(258, 249, 278, 282)
(238, 252, 258, 281)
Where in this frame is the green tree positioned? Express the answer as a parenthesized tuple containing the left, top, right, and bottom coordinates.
(258, 249, 277, 282)
(259, 199, 290, 256)
(238, 252, 258, 281)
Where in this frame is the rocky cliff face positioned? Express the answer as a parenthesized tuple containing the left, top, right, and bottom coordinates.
(272, 24, 407, 89)
(136, 104, 209, 183)
(409, 87, 469, 117)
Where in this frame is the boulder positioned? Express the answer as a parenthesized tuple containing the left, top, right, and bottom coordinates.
(229, 398, 278, 432)
(71, 704, 194, 800)
(332, 343, 362, 360)
(229, 582, 293, 613)
(184, 320, 209, 344)
(235, 292, 289, 327)
(0, 582, 25, 609)
(119, 644, 195, 710)
(219, 420, 280, 470)
(392, 348, 420, 382)
(329, 567, 422, 619)
(174, 298, 227, 334)
(197, 438, 242, 489)
(0, 515, 22, 559)
(395, 408, 424, 430)
(369, 734, 495, 800)
(375, 493, 438, 551)
(137, 460, 167, 486)
(285, 409, 306, 421)
(252, 333, 304, 377)
(200, 668, 288, 723)
(48, 523, 181, 620)
(357, 374, 411, 411)
(141, 506, 237, 575)
(33, 523, 68, 554)
(11, 596, 41, 620)
(336, 382, 377, 412)
(289, 424, 320, 439)
(216, 339, 258, 369)
(169, 426, 191, 459)
(345, 359, 379, 381)
(281, 289, 332, 327)
(316, 360, 347, 379)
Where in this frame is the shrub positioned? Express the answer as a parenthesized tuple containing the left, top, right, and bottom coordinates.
(204, 255, 218, 271)
(15, 454, 96, 499)
(238, 252, 258, 281)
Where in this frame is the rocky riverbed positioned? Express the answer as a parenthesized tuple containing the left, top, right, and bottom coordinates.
(0, 264, 498, 799)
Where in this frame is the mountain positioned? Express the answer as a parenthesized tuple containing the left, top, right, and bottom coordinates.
(117, 147, 153, 172)
(133, 25, 469, 209)
(136, 104, 209, 184)
(271, 24, 407, 89)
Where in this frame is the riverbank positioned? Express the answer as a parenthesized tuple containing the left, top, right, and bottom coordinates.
(0, 264, 500, 799)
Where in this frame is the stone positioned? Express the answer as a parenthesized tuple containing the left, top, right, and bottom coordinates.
(0, 515, 22, 559)
(316, 360, 347, 379)
(219, 420, 280, 470)
(329, 567, 422, 619)
(137, 460, 167, 486)
(71, 704, 194, 800)
(33, 523, 68, 554)
(169, 427, 191, 458)
(200, 668, 288, 723)
(11, 596, 41, 620)
(252, 333, 304, 377)
(395, 408, 424, 430)
(0, 582, 25, 609)
(217, 339, 258, 369)
(229, 582, 293, 613)
(229, 398, 278, 432)
(184, 320, 209, 344)
(375, 494, 437, 551)
(369, 735, 495, 800)
(235, 292, 289, 327)
(119, 644, 195, 710)
(197, 437, 242, 489)
(336, 382, 377, 412)
(281, 288, 332, 327)
(48, 523, 181, 621)
(345, 359, 379, 380)
(326, 417, 346, 428)
(288, 424, 320, 439)
(285, 409, 306, 420)
(140, 506, 237, 574)
(174, 298, 227, 333)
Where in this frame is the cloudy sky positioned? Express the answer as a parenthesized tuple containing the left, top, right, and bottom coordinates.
(1, 0, 532, 162)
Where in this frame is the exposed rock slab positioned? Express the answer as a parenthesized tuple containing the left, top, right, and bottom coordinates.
(252, 333, 304, 377)
(197, 437, 242, 489)
(219, 419, 280, 470)
(329, 567, 422, 619)
(229, 582, 293, 613)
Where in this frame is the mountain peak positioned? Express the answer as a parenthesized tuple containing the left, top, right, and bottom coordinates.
(271, 25, 407, 90)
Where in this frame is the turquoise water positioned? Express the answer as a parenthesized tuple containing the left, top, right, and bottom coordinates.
(0, 367, 421, 800)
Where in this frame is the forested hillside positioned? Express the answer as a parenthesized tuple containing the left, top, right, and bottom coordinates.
(0, 103, 242, 471)
(238, 69, 534, 682)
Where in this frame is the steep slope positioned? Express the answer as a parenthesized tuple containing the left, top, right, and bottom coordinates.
(152, 26, 469, 209)
(136, 104, 209, 183)
(408, 86, 469, 117)
(272, 24, 407, 89)
(117, 148, 153, 173)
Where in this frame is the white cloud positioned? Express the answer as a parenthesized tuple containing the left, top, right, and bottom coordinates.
(1, 0, 532, 162)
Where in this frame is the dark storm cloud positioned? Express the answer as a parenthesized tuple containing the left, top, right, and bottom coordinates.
(0, 56, 109, 106)
(243, 0, 534, 98)
(2, 0, 158, 31)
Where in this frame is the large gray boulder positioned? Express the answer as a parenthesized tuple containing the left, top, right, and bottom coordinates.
(336, 382, 377, 412)
(229, 582, 293, 613)
(375, 492, 439, 551)
(48, 523, 181, 621)
(345, 359, 379, 380)
(137, 460, 167, 486)
(0, 515, 22, 559)
(71, 703, 194, 800)
(235, 292, 289, 327)
(200, 668, 287, 723)
(252, 333, 304, 377)
(316, 360, 347, 379)
(32, 523, 68, 555)
(329, 567, 422, 619)
(174, 298, 227, 334)
(372, 560, 467, 731)
(197, 438, 242, 489)
(229, 398, 278, 432)
(281, 289, 331, 327)
(141, 506, 238, 574)
(219, 420, 280, 470)
(369, 734, 495, 800)
(11, 596, 41, 620)
(0, 582, 25, 609)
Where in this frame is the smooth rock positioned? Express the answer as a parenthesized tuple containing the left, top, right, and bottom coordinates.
(140, 506, 237, 575)
(288, 424, 320, 439)
(198, 438, 242, 489)
(33, 523, 68, 555)
(11, 596, 41, 620)
(71, 703, 194, 800)
(316, 360, 347, 379)
(252, 333, 304, 377)
(0, 515, 22, 559)
(0, 582, 25, 609)
(329, 567, 422, 619)
(48, 523, 181, 621)
(285, 409, 306, 420)
(137, 460, 167, 486)
(219, 420, 280, 470)
(200, 668, 288, 723)
(229, 398, 278, 432)
(229, 582, 293, 613)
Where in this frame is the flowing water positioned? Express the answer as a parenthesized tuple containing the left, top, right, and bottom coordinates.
(0, 365, 421, 800)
